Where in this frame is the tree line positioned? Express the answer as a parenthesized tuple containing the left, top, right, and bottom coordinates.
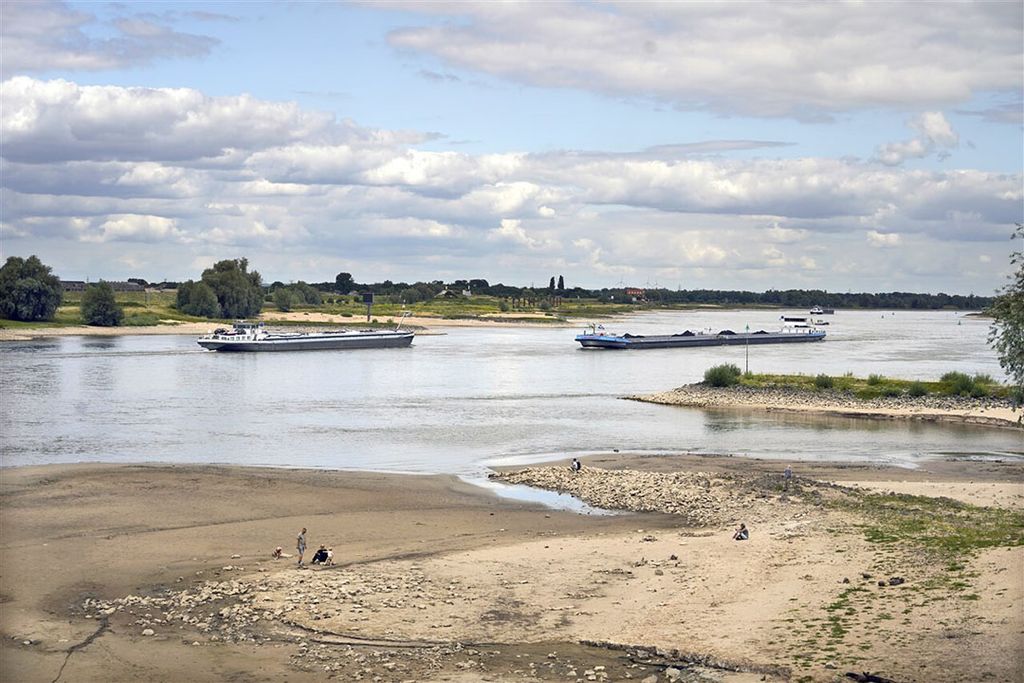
(0, 254, 1007, 325)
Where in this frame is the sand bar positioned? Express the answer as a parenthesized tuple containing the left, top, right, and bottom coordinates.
(1, 455, 1021, 682)
(631, 384, 1023, 430)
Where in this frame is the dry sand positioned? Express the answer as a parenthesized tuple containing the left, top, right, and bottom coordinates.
(2, 456, 1021, 682)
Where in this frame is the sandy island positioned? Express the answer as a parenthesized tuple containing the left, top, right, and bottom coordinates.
(2, 455, 1021, 683)
(630, 384, 1023, 430)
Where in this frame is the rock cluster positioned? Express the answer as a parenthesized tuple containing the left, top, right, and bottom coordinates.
(83, 576, 267, 643)
(495, 467, 807, 525)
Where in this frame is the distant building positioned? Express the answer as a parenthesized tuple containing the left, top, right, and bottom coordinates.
(624, 287, 646, 301)
(61, 280, 144, 292)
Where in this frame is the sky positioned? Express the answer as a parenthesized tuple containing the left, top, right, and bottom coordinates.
(1, 1, 1022, 294)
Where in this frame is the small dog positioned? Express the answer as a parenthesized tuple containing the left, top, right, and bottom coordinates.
(325, 548, 334, 566)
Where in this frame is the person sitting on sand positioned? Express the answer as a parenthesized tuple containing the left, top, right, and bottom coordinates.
(325, 548, 335, 566)
(271, 546, 283, 559)
(733, 523, 749, 541)
(311, 545, 329, 565)
(571, 458, 582, 472)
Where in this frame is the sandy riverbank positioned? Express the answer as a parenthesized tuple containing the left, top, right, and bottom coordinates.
(0, 311, 578, 341)
(1, 457, 1021, 682)
(630, 384, 1022, 430)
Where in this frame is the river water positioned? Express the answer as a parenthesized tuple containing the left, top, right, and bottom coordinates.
(1, 310, 1020, 476)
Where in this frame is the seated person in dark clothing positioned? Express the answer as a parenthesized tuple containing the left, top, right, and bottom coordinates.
(311, 545, 329, 564)
(732, 523, 749, 541)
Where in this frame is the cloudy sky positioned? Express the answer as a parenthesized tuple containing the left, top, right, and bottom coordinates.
(2, 1, 1021, 293)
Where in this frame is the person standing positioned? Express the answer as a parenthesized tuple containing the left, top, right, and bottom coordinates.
(783, 465, 793, 491)
(296, 527, 307, 566)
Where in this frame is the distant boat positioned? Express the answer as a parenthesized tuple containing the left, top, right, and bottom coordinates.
(809, 306, 835, 315)
(575, 326, 825, 349)
(197, 318, 414, 352)
(782, 315, 808, 322)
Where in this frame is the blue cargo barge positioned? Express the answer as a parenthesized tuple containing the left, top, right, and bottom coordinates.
(575, 327, 825, 349)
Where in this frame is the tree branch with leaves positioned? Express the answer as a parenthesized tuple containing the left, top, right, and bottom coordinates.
(989, 223, 1024, 411)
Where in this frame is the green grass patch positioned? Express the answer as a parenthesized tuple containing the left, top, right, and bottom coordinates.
(839, 491, 1024, 556)
(737, 371, 1015, 400)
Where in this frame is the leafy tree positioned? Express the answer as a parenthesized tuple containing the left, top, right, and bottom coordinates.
(557, 275, 564, 291)
(0, 255, 63, 321)
(289, 281, 322, 305)
(176, 280, 221, 317)
(273, 287, 296, 312)
(548, 276, 556, 292)
(335, 272, 355, 293)
(989, 224, 1024, 396)
(80, 281, 123, 326)
(200, 258, 263, 318)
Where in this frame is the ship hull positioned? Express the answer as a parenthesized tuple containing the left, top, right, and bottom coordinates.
(198, 331, 414, 352)
(576, 331, 825, 349)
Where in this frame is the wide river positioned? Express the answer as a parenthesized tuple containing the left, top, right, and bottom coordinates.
(1, 310, 1021, 479)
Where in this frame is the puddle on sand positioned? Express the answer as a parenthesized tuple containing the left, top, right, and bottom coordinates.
(460, 475, 620, 516)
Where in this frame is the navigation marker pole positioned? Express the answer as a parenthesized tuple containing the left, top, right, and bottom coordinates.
(363, 291, 374, 323)
(745, 324, 749, 374)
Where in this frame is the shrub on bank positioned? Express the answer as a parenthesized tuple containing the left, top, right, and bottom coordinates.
(939, 371, 986, 397)
(704, 363, 742, 387)
(907, 381, 928, 397)
(867, 373, 884, 386)
(814, 374, 834, 389)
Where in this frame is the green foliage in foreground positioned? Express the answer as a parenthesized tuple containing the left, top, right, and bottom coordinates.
(734, 371, 1013, 400)
(80, 281, 123, 326)
(988, 223, 1024, 396)
(703, 363, 743, 387)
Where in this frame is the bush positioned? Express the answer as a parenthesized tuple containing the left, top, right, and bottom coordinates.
(704, 364, 742, 387)
(499, 299, 510, 312)
(0, 255, 63, 321)
(80, 281, 123, 326)
(907, 382, 928, 397)
(940, 371, 975, 396)
(814, 374, 834, 389)
(867, 374, 884, 385)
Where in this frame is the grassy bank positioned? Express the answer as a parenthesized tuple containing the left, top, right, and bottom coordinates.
(705, 365, 1018, 401)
